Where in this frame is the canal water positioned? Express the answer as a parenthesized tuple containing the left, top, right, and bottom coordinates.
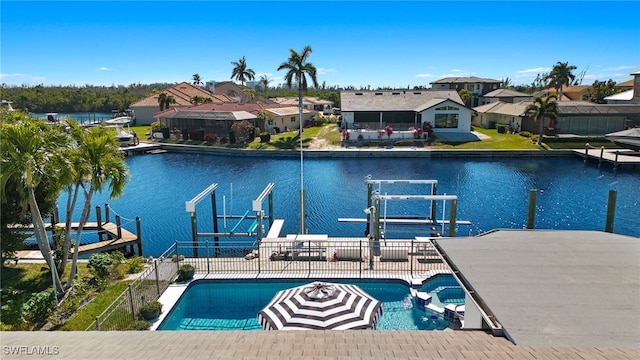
(57, 153, 640, 256)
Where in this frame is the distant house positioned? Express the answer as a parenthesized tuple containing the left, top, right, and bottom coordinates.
(430, 76, 502, 107)
(473, 100, 640, 136)
(478, 89, 532, 105)
(534, 85, 592, 101)
(270, 96, 333, 112)
(605, 70, 640, 105)
(207, 81, 274, 104)
(340, 90, 472, 135)
(130, 82, 233, 125)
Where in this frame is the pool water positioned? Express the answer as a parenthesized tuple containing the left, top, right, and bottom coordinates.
(158, 277, 463, 331)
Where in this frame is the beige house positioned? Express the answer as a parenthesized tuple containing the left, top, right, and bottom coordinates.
(264, 106, 315, 133)
(270, 96, 333, 112)
(131, 82, 233, 125)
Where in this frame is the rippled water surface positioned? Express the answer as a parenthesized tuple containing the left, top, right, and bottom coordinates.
(59, 153, 640, 256)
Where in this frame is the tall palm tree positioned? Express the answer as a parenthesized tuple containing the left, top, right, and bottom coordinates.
(277, 45, 319, 234)
(230, 56, 255, 86)
(525, 95, 558, 145)
(192, 73, 203, 87)
(546, 62, 577, 101)
(259, 75, 271, 91)
(66, 122, 128, 282)
(0, 117, 67, 296)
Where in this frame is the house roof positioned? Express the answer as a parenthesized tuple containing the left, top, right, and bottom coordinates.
(435, 229, 640, 348)
(482, 89, 532, 98)
(615, 79, 634, 88)
(557, 101, 640, 115)
(266, 106, 314, 117)
(604, 89, 634, 101)
(536, 86, 591, 101)
(340, 90, 464, 112)
(160, 110, 256, 121)
(430, 76, 501, 84)
(154, 102, 293, 118)
(473, 101, 530, 117)
(131, 82, 234, 107)
(270, 96, 333, 106)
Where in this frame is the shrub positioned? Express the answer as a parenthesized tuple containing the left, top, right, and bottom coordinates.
(496, 124, 506, 134)
(230, 120, 255, 143)
(177, 264, 195, 282)
(519, 131, 532, 138)
(219, 137, 228, 144)
(259, 132, 271, 143)
(357, 134, 364, 141)
(138, 300, 162, 320)
(128, 320, 151, 330)
(23, 291, 56, 323)
(204, 133, 217, 143)
(88, 253, 116, 280)
(126, 257, 145, 274)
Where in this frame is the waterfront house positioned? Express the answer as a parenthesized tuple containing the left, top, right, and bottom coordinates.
(340, 90, 473, 137)
(478, 88, 532, 105)
(131, 82, 234, 125)
(270, 96, 334, 112)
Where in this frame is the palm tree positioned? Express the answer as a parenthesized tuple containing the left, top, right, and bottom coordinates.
(158, 93, 175, 111)
(546, 62, 577, 101)
(525, 95, 558, 145)
(230, 56, 255, 86)
(277, 45, 319, 234)
(242, 88, 256, 103)
(192, 73, 203, 87)
(457, 89, 472, 107)
(66, 122, 128, 282)
(0, 117, 67, 296)
(259, 75, 271, 91)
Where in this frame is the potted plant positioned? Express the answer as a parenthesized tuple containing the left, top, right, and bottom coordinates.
(139, 300, 163, 320)
(177, 263, 195, 282)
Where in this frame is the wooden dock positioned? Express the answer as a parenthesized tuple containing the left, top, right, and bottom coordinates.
(13, 220, 142, 261)
(574, 148, 640, 170)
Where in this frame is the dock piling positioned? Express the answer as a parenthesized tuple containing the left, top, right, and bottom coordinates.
(605, 190, 617, 233)
(527, 189, 537, 229)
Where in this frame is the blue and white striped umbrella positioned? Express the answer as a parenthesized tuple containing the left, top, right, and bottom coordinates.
(258, 282, 383, 330)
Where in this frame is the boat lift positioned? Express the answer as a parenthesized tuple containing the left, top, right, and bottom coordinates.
(339, 177, 469, 241)
(185, 183, 275, 257)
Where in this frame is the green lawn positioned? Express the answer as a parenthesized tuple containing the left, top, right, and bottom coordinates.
(430, 128, 542, 150)
(60, 280, 131, 331)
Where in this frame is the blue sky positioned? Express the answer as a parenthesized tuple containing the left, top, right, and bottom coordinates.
(2, 1, 639, 88)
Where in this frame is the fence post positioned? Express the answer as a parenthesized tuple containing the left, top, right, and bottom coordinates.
(115, 215, 122, 239)
(206, 240, 210, 274)
(410, 240, 414, 276)
(605, 190, 617, 233)
(527, 189, 537, 229)
(95, 316, 100, 331)
(154, 260, 160, 296)
(128, 285, 135, 321)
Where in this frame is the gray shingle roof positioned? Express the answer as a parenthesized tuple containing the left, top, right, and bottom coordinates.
(483, 89, 532, 98)
(340, 90, 463, 111)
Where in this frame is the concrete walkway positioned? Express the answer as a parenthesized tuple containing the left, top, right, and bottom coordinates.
(2, 330, 639, 359)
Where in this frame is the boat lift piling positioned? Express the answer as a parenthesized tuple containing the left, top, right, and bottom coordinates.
(186, 183, 275, 257)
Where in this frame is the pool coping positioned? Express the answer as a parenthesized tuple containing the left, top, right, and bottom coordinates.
(150, 269, 454, 331)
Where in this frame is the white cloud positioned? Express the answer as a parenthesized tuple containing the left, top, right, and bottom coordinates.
(449, 69, 464, 73)
(515, 67, 550, 78)
(317, 67, 336, 75)
(98, 67, 114, 71)
(0, 73, 46, 84)
(601, 65, 637, 72)
(415, 73, 433, 78)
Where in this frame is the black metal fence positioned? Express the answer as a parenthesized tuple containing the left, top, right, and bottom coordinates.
(85, 245, 178, 331)
(86, 237, 448, 330)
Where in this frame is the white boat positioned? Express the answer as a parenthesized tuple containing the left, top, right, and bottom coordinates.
(605, 128, 640, 151)
(1, 100, 15, 111)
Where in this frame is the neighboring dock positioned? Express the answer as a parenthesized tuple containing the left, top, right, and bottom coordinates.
(574, 147, 640, 170)
(12, 205, 142, 262)
(119, 142, 164, 156)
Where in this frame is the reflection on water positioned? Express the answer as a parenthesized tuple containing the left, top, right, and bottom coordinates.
(58, 153, 640, 256)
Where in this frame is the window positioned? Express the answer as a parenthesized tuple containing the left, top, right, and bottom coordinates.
(434, 114, 459, 128)
(290, 117, 296, 123)
(435, 105, 460, 111)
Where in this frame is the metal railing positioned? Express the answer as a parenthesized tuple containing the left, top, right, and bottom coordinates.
(86, 245, 178, 331)
(87, 237, 449, 330)
(175, 237, 448, 278)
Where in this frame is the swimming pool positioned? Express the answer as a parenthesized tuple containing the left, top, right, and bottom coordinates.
(158, 276, 464, 331)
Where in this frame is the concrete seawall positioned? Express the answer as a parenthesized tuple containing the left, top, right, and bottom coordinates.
(159, 143, 576, 159)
